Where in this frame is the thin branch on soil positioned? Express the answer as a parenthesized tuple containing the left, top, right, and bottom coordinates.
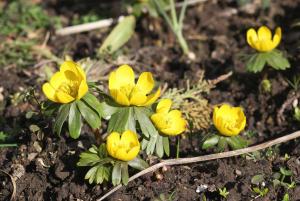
(277, 92, 300, 125)
(0, 169, 16, 201)
(55, 0, 208, 36)
(209, 71, 233, 85)
(97, 130, 300, 201)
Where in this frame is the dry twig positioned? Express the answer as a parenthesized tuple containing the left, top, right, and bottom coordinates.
(55, 0, 208, 36)
(277, 92, 300, 125)
(97, 130, 300, 201)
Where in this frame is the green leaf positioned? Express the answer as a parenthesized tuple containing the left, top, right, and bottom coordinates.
(266, 50, 290, 70)
(0, 131, 8, 142)
(99, 15, 136, 55)
(82, 92, 103, 117)
(226, 136, 248, 150)
(98, 101, 118, 120)
(68, 102, 82, 139)
(112, 162, 122, 186)
(162, 136, 170, 156)
(146, 135, 158, 155)
(77, 152, 101, 166)
(251, 174, 265, 185)
(128, 157, 149, 170)
(53, 104, 70, 136)
(202, 135, 220, 149)
(98, 144, 108, 158)
(77, 100, 101, 129)
(85, 166, 98, 184)
(246, 53, 266, 73)
(108, 107, 135, 133)
(280, 167, 292, 176)
(134, 107, 157, 138)
(121, 162, 129, 185)
(217, 136, 227, 151)
(155, 135, 164, 158)
(95, 166, 105, 184)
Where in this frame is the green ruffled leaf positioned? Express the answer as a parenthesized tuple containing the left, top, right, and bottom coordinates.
(202, 134, 220, 149)
(162, 136, 170, 156)
(68, 102, 82, 139)
(77, 100, 101, 129)
(112, 162, 122, 186)
(265, 50, 290, 70)
(226, 135, 248, 150)
(82, 92, 103, 117)
(108, 107, 136, 133)
(246, 53, 266, 73)
(134, 107, 157, 138)
(98, 101, 118, 120)
(121, 162, 129, 185)
(53, 104, 70, 136)
(128, 157, 149, 170)
(155, 135, 164, 158)
(217, 136, 227, 151)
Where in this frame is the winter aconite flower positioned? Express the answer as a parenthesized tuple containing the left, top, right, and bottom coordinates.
(151, 99, 186, 136)
(213, 104, 246, 137)
(247, 26, 281, 52)
(42, 61, 88, 104)
(106, 130, 140, 161)
(108, 65, 160, 106)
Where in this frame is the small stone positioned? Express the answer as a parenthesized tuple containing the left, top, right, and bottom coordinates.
(11, 164, 25, 180)
(235, 169, 242, 176)
(33, 141, 42, 153)
(155, 173, 163, 180)
(28, 153, 38, 161)
(196, 184, 208, 193)
(138, 186, 143, 191)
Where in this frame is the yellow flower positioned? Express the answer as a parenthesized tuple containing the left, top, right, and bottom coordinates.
(247, 26, 281, 52)
(106, 130, 140, 161)
(108, 65, 160, 106)
(151, 99, 186, 136)
(213, 104, 246, 137)
(42, 61, 88, 104)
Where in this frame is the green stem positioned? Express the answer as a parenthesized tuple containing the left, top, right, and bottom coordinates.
(0, 144, 17, 147)
(176, 136, 180, 158)
(176, 32, 189, 55)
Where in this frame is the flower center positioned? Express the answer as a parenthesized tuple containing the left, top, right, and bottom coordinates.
(57, 81, 79, 98)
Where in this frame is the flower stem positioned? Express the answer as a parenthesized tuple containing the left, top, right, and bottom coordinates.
(176, 136, 180, 158)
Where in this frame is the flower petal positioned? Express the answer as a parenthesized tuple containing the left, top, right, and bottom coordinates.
(156, 99, 172, 114)
(42, 83, 59, 102)
(258, 26, 272, 41)
(109, 65, 135, 90)
(106, 132, 121, 157)
(56, 91, 75, 103)
(125, 146, 140, 161)
(49, 72, 66, 89)
(246, 28, 258, 49)
(136, 72, 154, 94)
(110, 89, 130, 106)
(77, 81, 88, 100)
(120, 130, 139, 146)
(143, 87, 161, 106)
(272, 27, 282, 49)
(60, 61, 86, 80)
(151, 113, 168, 130)
(129, 88, 148, 106)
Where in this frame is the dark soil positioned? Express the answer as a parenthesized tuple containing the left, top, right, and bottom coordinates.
(1, 0, 300, 201)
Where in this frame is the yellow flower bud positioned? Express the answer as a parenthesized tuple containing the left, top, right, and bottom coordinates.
(213, 104, 246, 136)
(42, 61, 88, 104)
(246, 26, 281, 52)
(108, 65, 160, 106)
(106, 130, 140, 161)
(151, 99, 186, 136)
